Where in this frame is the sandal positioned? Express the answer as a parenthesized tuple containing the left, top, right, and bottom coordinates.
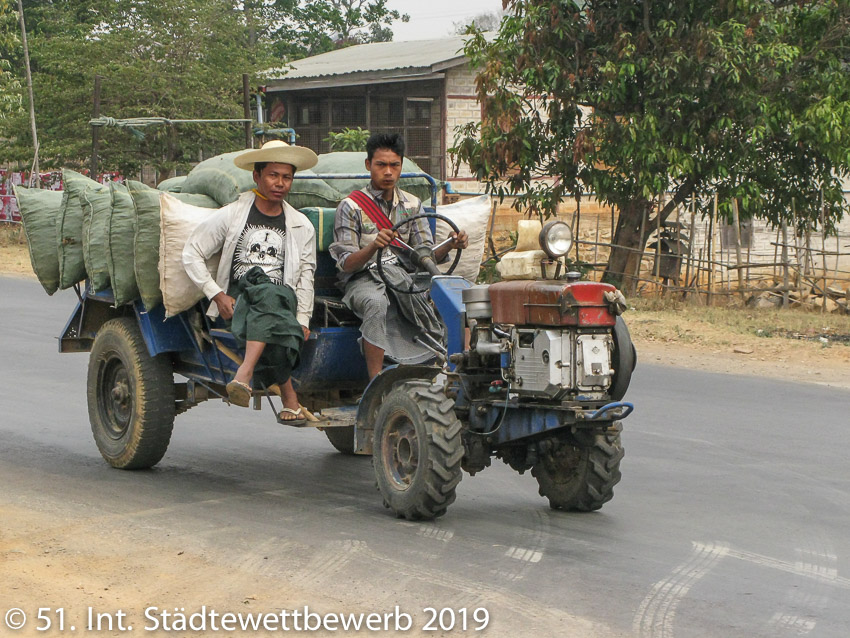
(226, 379, 252, 408)
(277, 406, 307, 426)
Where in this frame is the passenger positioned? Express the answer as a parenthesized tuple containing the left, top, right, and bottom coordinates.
(329, 132, 468, 380)
(182, 140, 318, 424)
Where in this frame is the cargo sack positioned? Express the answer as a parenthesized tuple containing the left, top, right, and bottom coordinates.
(180, 151, 254, 206)
(107, 182, 139, 306)
(156, 175, 186, 193)
(181, 150, 341, 209)
(127, 180, 163, 310)
(158, 193, 221, 318)
(299, 207, 335, 252)
(57, 170, 97, 289)
(433, 195, 492, 282)
(170, 192, 220, 208)
(313, 152, 436, 205)
(285, 169, 341, 210)
(76, 176, 113, 292)
(13, 185, 62, 295)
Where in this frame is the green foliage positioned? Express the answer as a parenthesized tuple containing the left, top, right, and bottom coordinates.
(0, 0, 22, 120)
(324, 127, 370, 151)
(0, 0, 408, 174)
(454, 1, 850, 281)
(245, 0, 408, 59)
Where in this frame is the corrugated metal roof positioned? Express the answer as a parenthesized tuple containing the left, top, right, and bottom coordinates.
(265, 36, 474, 82)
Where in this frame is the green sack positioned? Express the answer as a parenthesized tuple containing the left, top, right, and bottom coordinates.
(171, 192, 220, 208)
(57, 170, 93, 289)
(76, 176, 112, 292)
(127, 180, 163, 310)
(107, 182, 139, 306)
(156, 175, 187, 193)
(181, 150, 341, 209)
(299, 207, 336, 252)
(286, 169, 342, 210)
(313, 152, 436, 205)
(180, 151, 255, 206)
(13, 185, 62, 295)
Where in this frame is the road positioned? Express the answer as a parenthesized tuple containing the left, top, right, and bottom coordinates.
(1, 275, 849, 637)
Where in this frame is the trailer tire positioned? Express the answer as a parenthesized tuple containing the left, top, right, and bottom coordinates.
(531, 423, 623, 512)
(373, 381, 463, 520)
(87, 317, 175, 469)
(324, 426, 355, 455)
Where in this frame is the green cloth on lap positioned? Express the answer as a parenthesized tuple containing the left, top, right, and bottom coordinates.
(230, 266, 304, 388)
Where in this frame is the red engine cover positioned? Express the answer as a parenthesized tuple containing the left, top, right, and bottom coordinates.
(489, 280, 617, 327)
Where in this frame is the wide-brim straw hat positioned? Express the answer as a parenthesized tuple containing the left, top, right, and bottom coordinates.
(233, 140, 318, 172)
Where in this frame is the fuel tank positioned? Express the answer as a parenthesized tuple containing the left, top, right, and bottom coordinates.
(488, 280, 618, 327)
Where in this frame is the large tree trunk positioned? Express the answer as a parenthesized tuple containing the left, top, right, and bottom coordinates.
(604, 198, 652, 295)
(603, 181, 696, 295)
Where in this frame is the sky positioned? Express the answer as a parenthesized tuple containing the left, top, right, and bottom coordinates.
(387, 0, 505, 41)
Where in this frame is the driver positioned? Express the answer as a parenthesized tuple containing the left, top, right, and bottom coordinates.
(329, 132, 468, 379)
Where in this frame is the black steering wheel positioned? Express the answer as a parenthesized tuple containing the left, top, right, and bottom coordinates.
(375, 212, 464, 295)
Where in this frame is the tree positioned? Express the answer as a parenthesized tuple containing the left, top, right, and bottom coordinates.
(248, 0, 409, 59)
(0, 0, 410, 174)
(0, 0, 272, 176)
(0, 0, 22, 120)
(452, 10, 504, 36)
(453, 1, 850, 292)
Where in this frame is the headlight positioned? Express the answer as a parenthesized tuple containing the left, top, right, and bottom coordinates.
(539, 220, 573, 259)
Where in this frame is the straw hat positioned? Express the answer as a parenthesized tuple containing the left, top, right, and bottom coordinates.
(233, 140, 318, 172)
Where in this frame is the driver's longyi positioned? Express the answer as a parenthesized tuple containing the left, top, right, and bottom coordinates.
(329, 132, 468, 380)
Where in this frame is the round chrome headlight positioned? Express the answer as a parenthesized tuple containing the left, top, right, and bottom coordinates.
(539, 220, 573, 259)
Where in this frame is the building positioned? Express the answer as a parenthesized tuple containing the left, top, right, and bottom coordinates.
(262, 36, 486, 191)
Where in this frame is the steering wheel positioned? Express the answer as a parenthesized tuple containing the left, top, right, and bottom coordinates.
(375, 212, 464, 295)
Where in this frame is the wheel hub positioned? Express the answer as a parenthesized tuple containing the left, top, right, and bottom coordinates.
(382, 414, 419, 490)
(99, 357, 132, 439)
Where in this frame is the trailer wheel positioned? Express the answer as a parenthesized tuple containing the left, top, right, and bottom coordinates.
(531, 423, 624, 512)
(87, 317, 175, 469)
(373, 381, 463, 520)
(324, 426, 355, 454)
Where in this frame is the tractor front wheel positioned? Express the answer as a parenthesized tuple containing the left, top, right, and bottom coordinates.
(531, 423, 624, 511)
(372, 381, 463, 520)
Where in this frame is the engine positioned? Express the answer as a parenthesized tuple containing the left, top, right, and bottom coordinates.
(462, 279, 626, 401)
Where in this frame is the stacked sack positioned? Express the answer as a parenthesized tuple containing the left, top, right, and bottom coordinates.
(14, 151, 440, 314)
(14, 169, 219, 309)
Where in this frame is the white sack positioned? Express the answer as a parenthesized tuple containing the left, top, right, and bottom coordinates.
(434, 194, 491, 282)
(158, 193, 221, 318)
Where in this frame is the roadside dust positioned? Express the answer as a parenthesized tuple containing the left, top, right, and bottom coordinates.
(627, 308, 850, 390)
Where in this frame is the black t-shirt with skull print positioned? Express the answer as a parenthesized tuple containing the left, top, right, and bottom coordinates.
(230, 203, 287, 285)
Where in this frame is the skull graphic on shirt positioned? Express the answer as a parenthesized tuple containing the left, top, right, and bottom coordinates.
(233, 224, 285, 284)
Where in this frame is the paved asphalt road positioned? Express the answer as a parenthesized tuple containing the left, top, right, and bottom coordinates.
(1, 275, 849, 637)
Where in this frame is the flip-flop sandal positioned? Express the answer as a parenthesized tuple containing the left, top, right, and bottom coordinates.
(226, 379, 252, 408)
(277, 406, 306, 426)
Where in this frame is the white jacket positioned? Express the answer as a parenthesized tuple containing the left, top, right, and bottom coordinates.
(182, 191, 316, 327)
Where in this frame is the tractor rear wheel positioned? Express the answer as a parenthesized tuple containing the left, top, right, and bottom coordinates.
(87, 318, 175, 469)
(531, 423, 624, 511)
(373, 381, 463, 520)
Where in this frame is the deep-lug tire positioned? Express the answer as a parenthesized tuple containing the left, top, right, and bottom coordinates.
(324, 426, 355, 454)
(372, 381, 463, 520)
(87, 318, 175, 469)
(531, 423, 624, 512)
